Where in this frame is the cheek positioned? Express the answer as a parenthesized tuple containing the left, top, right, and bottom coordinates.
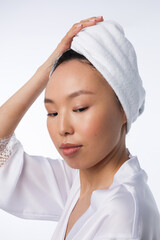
(81, 106, 123, 145)
(76, 107, 122, 168)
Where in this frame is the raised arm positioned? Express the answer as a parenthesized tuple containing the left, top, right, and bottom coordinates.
(0, 17, 103, 221)
(0, 16, 103, 139)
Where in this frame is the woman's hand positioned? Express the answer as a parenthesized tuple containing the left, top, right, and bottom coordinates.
(0, 16, 104, 139)
(55, 16, 104, 58)
(42, 16, 104, 74)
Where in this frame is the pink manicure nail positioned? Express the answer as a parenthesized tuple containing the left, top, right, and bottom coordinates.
(89, 19, 96, 22)
(76, 23, 82, 28)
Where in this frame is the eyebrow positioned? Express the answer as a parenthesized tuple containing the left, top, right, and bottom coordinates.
(44, 89, 95, 104)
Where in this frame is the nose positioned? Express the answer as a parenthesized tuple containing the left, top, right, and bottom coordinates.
(58, 112, 74, 136)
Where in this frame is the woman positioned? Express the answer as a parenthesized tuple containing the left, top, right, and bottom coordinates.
(0, 16, 159, 239)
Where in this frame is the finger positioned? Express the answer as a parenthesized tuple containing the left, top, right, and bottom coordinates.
(76, 16, 103, 29)
(74, 16, 103, 32)
(64, 16, 103, 42)
(77, 20, 98, 29)
(94, 16, 104, 22)
(70, 16, 103, 32)
(58, 16, 104, 52)
(80, 16, 103, 23)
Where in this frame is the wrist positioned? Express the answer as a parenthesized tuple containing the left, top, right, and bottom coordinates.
(35, 47, 63, 82)
(36, 63, 51, 81)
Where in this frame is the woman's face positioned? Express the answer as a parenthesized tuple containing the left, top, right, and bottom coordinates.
(45, 60, 126, 169)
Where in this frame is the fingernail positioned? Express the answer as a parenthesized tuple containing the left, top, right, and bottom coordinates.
(89, 18, 96, 22)
(96, 16, 103, 19)
(76, 23, 83, 28)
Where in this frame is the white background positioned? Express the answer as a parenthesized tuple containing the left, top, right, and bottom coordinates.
(0, 0, 160, 239)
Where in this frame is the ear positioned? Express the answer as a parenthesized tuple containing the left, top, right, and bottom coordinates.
(120, 111, 127, 135)
(121, 108, 127, 125)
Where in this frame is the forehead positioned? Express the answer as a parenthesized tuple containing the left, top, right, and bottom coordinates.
(45, 60, 109, 96)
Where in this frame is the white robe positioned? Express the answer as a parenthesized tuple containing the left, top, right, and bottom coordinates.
(0, 135, 160, 239)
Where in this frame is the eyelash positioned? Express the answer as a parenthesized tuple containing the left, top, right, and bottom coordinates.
(47, 107, 88, 117)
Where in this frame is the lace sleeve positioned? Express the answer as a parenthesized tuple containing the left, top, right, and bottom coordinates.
(0, 134, 18, 167)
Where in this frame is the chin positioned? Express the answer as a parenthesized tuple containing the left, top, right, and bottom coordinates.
(63, 158, 84, 170)
(65, 159, 96, 170)
(64, 159, 81, 169)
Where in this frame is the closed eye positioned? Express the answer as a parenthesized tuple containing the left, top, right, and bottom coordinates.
(73, 107, 88, 112)
(47, 112, 58, 117)
(47, 107, 88, 117)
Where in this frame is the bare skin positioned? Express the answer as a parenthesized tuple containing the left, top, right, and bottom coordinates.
(0, 16, 103, 139)
(0, 15, 129, 239)
(0, 16, 104, 238)
(45, 60, 129, 239)
(64, 194, 91, 239)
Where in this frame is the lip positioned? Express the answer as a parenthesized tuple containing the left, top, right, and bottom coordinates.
(61, 146, 82, 156)
(60, 143, 82, 149)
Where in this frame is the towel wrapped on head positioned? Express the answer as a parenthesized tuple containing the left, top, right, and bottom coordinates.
(70, 20, 146, 133)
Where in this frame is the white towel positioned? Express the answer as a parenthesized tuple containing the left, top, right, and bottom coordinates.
(71, 20, 146, 133)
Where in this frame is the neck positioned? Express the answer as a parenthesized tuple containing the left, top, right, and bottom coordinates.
(79, 139, 129, 199)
